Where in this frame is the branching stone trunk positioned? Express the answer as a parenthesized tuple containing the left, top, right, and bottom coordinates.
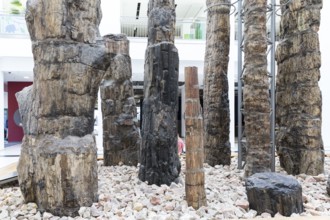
(243, 0, 271, 177)
(203, 0, 231, 166)
(138, 0, 181, 186)
(16, 0, 110, 216)
(276, 0, 324, 175)
(101, 35, 141, 166)
(185, 67, 207, 209)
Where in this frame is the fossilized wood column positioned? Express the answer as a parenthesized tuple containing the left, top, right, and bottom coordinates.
(138, 0, 181, 186)
(203, 0, 231, 166)
(185, 67, 207, 209)
(16, 0, 109, 216)
(276, 0, 324, 175)
(243, 0, 271, 177)
(101, 35, 141, 166)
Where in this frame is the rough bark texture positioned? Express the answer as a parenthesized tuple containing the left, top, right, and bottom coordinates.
(16, 0, 110, 216)
(276, 0, 324, 175)
(101, 35, 141, 166)
(243, 0, 271, 177)
(203, 0, 231, 166)
(327, 176, 330, 196)
(138, 0, 181, 186)
(185, 67, 207, 209)
(246, 172, 304, 216)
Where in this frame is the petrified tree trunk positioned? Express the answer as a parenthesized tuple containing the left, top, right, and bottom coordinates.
(246, 172, 304, 216)
(138, 0, 181, 186)
(185, 67, 207, 209)
(16, 0, 110, 216)
(243, 0, 271, 177)
(101, 35, 141, 166)
(203, 0, 231, 166)
(276, 0, 324, 175)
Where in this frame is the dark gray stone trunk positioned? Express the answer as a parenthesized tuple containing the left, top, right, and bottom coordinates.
(138, 0, 181, 186)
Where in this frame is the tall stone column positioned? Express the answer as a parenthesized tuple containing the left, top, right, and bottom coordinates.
(276, 0, 324, 175)
(185, 67, 207, 209)
(203, 0, 231, 166)
(16, 0, 110, 216)
(243, 0, 271, 177)
(101, 34, 141, 166)
(138, 0, 181, 186)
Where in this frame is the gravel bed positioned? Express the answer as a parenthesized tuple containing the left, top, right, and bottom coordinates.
(1, 156, 330, 219)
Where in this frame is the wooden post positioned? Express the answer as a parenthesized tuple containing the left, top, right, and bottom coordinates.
(185, 66, 207, 209)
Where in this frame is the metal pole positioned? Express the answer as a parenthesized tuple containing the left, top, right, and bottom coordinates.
(237, 0, 243, 169)
(270, 0, 276, 172)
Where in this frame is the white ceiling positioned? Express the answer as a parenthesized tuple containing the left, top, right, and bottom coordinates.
(3, 71, 32, 83)
(120, 0, 206, 19)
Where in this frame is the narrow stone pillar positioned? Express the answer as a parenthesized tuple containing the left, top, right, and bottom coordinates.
(16, 0, 110, 216)
(203, 0, 231, 166)
(276, 0, 324, 175)
(101, 34, 141, 166)
(243, 0, 271, 177)
(185, 67, 207, 209)
(138, 0, 181, 186)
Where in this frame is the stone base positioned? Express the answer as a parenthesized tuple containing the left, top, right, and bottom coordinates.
(17, 135, 98, 217)
(246, 172, 304, 217)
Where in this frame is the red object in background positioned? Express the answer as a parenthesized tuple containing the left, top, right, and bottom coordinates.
(8, 82, 32, 142)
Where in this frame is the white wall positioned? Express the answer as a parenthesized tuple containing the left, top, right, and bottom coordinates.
(320, 1, 330, 152)
(4, 91, 7, 108)
(99, 0, 121, 35)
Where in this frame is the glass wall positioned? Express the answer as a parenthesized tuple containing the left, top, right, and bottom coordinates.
(121, 17, 206, 40)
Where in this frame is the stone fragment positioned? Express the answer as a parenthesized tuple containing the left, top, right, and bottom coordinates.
(235, 199, 249, 210)
(133, 203, 144, 212)
(43, 212, 53, 219)
(246, 172, 304, 216)
(164, 203, 175, 211)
